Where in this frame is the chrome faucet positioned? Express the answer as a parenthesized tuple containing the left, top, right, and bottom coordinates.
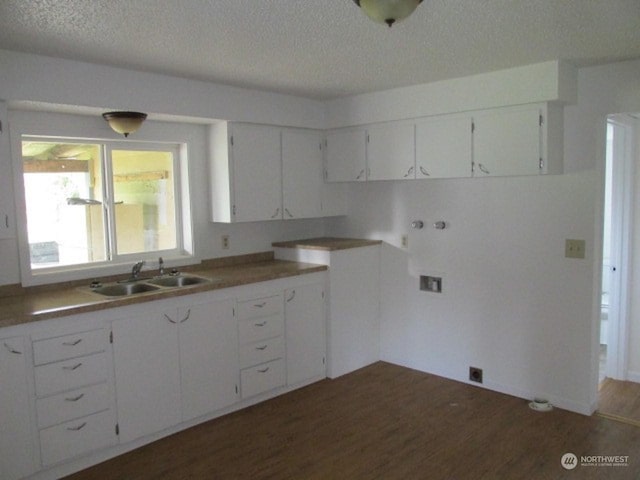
(158, 257, 165, 276)
(131, 261, 145, 280)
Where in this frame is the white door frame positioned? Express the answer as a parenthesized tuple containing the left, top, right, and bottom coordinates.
(604, 115, 636, 380)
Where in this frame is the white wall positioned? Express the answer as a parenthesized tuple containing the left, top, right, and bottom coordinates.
(327, 59, 640, 414)
(628, 120, 640, 380)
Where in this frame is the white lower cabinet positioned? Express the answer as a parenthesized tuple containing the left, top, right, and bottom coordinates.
(178, 299, 239, 421)
(0, 337, 36, 480)
(285, 283, 326, 386)
(32, 327, 117, 467)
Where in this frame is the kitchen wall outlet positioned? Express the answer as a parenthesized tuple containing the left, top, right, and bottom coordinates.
(221, 235, 230, 250)
(565, 239, 585, 259)
(401, 234, 408, 248)
(469, 367, 483, 384)
(420, 275, 442, 293)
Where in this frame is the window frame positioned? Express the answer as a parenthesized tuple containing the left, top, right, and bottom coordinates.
(10, 111, 196, 286)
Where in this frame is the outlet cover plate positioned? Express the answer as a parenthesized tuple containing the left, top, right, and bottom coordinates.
(565, 239, 585, 259)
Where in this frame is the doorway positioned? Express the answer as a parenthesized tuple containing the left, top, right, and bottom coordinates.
(598, 114, 639, 424)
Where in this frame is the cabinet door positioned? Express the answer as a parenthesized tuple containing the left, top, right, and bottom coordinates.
(0, 102, 14, 239)
(325, 129, 367, 182)
(416, 115, 472, 178)
(0, 337, 36, 480)
(231, 124, 282, 221)
(473, 106, 541, 177)
(179, 299, 239, 421)
(282, 129, 323, 219)
(285, 283, 326, 385)
(112, 313, 181, 443)
(367, 122, 415, 180)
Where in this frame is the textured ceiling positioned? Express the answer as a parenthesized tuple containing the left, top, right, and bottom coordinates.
(0, 0, 638, 100)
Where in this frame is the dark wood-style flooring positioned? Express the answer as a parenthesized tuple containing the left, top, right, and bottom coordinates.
(66, 362, 640, 480)
(599, 377, 640, 427)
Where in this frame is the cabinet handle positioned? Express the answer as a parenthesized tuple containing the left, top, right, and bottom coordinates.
(478, 163, 490, 174)
(258, 367, 270, 373)
(164, 313, 177, 324)
(271, 208, 280, 219)
(255, 345, 268, 351)
(63, 362, 83, 371)
(62, 339, 83, 346)
(65, 393, 85, 402)
(419, 166, 430, 177)
(253, 302, 266, 308)
(403, 166, 414, 178)
(179, 309, 191, 323)
(284, 208, 294, 218)
(286, 290, 296, 303)
(4, 214, 7, 229)
(66, 422, 87, 431)
(356, 169, 365, 180)
(3, 342, 22, 355)
(254, 321, 267, 327)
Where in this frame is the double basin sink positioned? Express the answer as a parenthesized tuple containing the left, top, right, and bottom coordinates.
(90, 274, 216, 297)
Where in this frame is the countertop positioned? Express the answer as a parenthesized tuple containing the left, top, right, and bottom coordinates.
(0, 253, 327, 329)
(272, 237, 382, 251)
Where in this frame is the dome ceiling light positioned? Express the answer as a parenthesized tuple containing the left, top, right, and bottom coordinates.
(102, 111, 147, 137)
(353, 0, 423, 27)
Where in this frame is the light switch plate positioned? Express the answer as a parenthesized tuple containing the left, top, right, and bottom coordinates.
(565, 239, 585, 259)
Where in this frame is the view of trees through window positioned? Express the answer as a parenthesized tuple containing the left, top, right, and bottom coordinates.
(22, 140, 179, 269)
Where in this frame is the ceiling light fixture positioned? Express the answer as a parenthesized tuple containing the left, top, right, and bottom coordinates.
(102, 111, 147, 137)
(353, 0, 423, 27)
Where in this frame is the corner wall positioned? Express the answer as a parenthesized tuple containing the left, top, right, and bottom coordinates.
(326, 59, 640, 414)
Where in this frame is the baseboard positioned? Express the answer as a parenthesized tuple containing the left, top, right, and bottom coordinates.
(626, 371, 640, 383)
(381, 356, 593, 416)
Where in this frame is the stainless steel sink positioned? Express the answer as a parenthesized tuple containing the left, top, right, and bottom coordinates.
(147, 275, 212, 288)
(92, 282, 160, 297)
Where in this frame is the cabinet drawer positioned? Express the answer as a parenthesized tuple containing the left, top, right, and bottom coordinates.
(240, 359, 285, 399)
(236, 294, 282, 320)
(238, 314, 284, 344)
(39, 409, 117, 466)
(33, 329, 107, 366)
(36, 382, 111, 429)
(34, 352, 109, 397)
(239, 336, 284, 369)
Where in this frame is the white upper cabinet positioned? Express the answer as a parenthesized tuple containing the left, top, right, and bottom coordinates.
(415, 115, 472, 179)
(0, 103, 15, 239)
(472, 105, 544, 177)
(210, 123, 282, 223)
(325, 128, 367, 182)
(366, 122, 415, 181)
(282, 129, 323, 219)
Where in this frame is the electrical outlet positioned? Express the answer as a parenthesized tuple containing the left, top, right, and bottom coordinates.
(221, 235, 230, 250)
(401, 234, 408, 248)
(565, 239, 585, 259)
(469, 367, 483, 384)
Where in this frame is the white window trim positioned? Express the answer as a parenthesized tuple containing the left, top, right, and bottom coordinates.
(10, 110, 198, 286)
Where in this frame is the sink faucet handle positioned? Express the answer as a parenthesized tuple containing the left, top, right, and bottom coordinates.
(158, 257, 165, 276)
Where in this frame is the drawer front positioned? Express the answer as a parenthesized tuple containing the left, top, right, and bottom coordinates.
(36, 383, 111, 429)
(34, 352, 109, 397)
(236, 294, 283, 320)
(240, 359, 285, 399)
(33, 329, 107, 366)
(238, 314, 284, 344)
(239, 336, 284, 369)
(39, 409, 117, 466)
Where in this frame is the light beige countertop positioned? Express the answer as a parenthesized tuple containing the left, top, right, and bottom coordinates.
(0, 252, 327, 329)
(272, 237, 382, 251)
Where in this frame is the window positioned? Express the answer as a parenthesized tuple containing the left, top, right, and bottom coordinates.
(21, 137, 184, 272)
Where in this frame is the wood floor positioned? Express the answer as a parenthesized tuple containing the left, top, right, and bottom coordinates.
(599, 377, 640, 426)
(66, 362, 640, 480)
